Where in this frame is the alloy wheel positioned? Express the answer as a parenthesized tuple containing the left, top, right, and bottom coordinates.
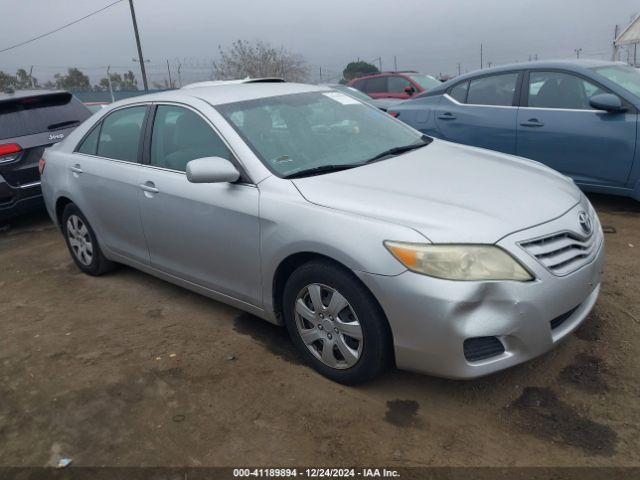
(294, 283, 363, 369)
(66, 214, 93, 266)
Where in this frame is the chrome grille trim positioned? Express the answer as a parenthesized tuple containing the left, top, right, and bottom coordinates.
(519, 228, 602, 276)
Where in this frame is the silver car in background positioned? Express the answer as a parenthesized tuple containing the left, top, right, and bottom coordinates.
(41, 82, 604, 384)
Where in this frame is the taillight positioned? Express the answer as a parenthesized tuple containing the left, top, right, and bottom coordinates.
(0, 143, 22, 163)
(39, 157, 46, 175)
(388, 111, 399, 118)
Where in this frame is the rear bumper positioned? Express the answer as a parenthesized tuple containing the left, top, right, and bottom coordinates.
(0, 174, 43, 221)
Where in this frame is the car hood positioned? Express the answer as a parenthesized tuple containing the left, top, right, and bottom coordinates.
(291, 140, 581, 243)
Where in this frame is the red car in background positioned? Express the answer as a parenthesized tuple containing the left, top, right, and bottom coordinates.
(348, 71, 441, 100)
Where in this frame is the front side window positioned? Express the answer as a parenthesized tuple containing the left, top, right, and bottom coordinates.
(467, 73, 518, 106)
(216, 91, 425, 178)
(593, 65, 640, 98)
(388, 76, 413, 94)
(150, 105, 232, 172)
(527, 71, 606, 110)
(96, 106, 147, 162)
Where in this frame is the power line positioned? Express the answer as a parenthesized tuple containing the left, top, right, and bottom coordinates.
(0, 0, 124, 54)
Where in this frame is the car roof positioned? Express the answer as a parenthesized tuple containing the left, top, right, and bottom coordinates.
(426, 59, 626, 95)
(0, 89, 70, 102)
(110, 82, 331, 108)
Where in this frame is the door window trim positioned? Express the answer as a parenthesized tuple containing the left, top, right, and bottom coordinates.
(142, 101, 254, 185)
(444, 70, 524, 108)
(73, 103, 152, 165)
(520, 68, 637, 113)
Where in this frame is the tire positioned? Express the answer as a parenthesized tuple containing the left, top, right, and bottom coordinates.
(282, 260, 391, 384)
(61, 203, 115, 276)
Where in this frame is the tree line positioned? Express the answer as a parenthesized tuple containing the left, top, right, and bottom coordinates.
(0, 40, 394, 93)
(0, 67, 140, 92)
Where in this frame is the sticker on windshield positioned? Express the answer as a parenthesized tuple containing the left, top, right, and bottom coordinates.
(322, 92, 361, 105)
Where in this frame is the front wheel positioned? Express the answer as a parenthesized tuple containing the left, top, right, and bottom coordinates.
(282, 261, 391, 384)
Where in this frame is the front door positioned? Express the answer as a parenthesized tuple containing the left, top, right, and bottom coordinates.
(516, 70, 636, 187)
(137, 104, 261, 305)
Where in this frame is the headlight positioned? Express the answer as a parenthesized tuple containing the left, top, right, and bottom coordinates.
(384, 242, 533, 281)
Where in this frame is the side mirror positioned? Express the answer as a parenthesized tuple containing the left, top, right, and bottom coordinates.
(186, 157, 240, 184)
(404, 86, 415, 96)
(589, 93, 626, 113)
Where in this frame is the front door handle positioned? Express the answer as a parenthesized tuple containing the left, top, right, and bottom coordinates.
(70, 164, 83, 174)
(520, 118, 544, 127)
(139, 181, 159, 195)
(438, 112, 457, 121)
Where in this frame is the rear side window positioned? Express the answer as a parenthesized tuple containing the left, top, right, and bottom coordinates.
(96, 106, 147, 162)
(150, 105, 232, 172)
(77, 125, 100, 155)
(351, 79, 367, 92)
(467, 73, 518, 106)
(363, 77, 387, 94)
(0, 93, 90, 140)
(449, 82, 469, 103)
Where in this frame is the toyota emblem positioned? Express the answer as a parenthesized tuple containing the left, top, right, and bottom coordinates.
(578, 211, 593, 235)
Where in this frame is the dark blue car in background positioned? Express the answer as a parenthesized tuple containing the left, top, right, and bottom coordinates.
(390, 60, 640, 201)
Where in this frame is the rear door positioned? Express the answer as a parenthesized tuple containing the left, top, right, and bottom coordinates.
(516, 70, 636, 187)
(434, 71, 522, 154)
(137, 103, 261, 305)
(70, 104, 150, 264)
(0, 92, 90, 203)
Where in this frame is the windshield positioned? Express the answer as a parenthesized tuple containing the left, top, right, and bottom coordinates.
(216, 91, 425, 177)
(592, 65, 640, 98)
(409, 74, 441, 91)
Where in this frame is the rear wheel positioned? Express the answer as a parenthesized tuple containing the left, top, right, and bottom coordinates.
(283, 261, 390, 384)
(62, 204, 115, 276)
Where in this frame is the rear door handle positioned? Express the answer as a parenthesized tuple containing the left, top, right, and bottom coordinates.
(139, 181, 159, 194)
(70, 164, 83, 174)
(438, 112, 457, 121)
(520, 118, 544, 127)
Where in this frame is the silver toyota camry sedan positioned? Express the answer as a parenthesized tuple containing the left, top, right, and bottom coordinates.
(41, 81, 604, 384)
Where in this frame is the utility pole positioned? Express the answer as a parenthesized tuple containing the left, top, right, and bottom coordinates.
(575, 48, 582, 59)
(319, 66, 323, 83)
(394, 55, 398, 71)
(457, 63, 461, 76)
(177, 62, 183, 88)
(106, 65, 115, 102)
(28, 65, 34, 88)
(128, 0, 148, 91)
(480, 43, 483, 69)
(166, 60, 173, 88)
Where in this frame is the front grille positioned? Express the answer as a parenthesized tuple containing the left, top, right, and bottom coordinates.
(550, 305, 579, 330)
(463, 336, 505, 362)
(519, 228, 601, 276)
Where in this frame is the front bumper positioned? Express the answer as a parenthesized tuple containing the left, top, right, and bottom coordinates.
(356, 203, 605, 379)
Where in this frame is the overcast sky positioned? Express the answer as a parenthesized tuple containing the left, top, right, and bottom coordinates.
(1, 0, 638, 85)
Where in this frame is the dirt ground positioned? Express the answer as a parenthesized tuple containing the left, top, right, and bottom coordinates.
(0, 193, 638, 468)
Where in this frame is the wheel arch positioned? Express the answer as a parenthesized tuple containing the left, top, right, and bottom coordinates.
(55, 196, 74, 227)
(271, 251, 396, 365)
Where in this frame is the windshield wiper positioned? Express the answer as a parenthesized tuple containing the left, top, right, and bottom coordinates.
(363, 135, 432, 164)
(283, 164, 358, 179)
